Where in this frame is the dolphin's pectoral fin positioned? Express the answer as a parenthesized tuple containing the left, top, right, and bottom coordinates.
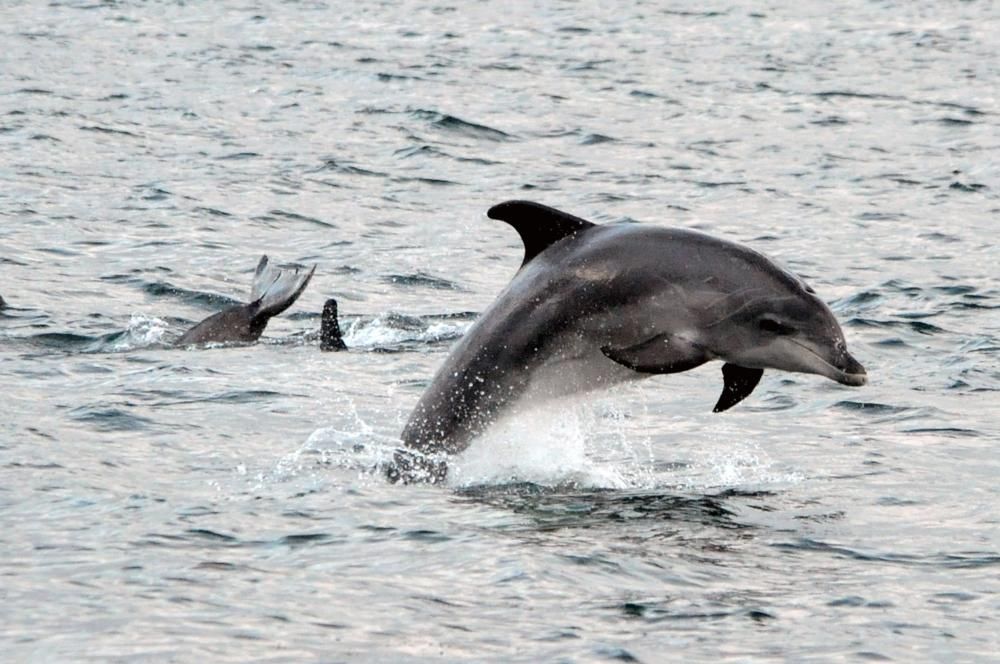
(601, 334, 708, 374)
(713, 364, 764, 413)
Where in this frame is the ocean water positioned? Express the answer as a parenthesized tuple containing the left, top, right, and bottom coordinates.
(2, 1, 999, 661)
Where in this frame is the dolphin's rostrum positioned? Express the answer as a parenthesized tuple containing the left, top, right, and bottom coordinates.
(390, 201, 866, 483)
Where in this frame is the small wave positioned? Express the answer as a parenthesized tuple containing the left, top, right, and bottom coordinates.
(837, 290, 882, 307)
(394, 175, 459, 186)
(813, 90, 900, 102)
(393, 144, 446, 159)
(314, 158, 388, 177)
(376, 72, 423, 82)
(845, 317, 946, 335)
(253, 209, 336, 228)
(79, 125, 140, 137)
(216, 152, 260, 160)
(136, 185, 172, 201)
(902, 427, 980, 438)
(663, 9, 727, 17)
(810, 116, 849, 126)
(28, 332, 95, 350)
(383, 272, 463, 291)
(834, 400, 910, 415)
(564, 59, 613, 72)
(69, 406, 154, 432)
(193, 206, 233, 217)
(580, 133, 616, 145)
(949, 182, 988, 193)
(937, 117, 974, 126)
(771, 538, 1000, 569)
(143, 281, 241, 308)
(408, 109, 514, 142)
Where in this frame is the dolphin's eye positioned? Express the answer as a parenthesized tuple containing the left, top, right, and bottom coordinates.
(759, 317, 795, 335)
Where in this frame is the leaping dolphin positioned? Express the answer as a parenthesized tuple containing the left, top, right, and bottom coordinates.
(389, 201, 867, 483)
(176, 255, 315, 346)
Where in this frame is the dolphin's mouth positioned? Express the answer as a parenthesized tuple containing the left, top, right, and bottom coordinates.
(836, 370, 868, 387)
(789, 339, 867, 387)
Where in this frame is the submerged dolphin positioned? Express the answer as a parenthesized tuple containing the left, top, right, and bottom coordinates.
(176, 255, 315, 346)
(389, 201, 866, 483)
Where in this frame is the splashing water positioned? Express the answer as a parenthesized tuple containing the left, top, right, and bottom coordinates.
(447, 401, 629, 489)
(343, 313, 469, 349)
(295, 393, 807, 493)
(675, 441, 806, 492)
(98, 314, 170, 352)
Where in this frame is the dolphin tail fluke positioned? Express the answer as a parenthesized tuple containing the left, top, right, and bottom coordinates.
(320, 298, 347, 351)
(250, 255, 317, 318)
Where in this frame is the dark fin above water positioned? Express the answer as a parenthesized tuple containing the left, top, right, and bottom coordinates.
(320, 298, 347, 351)
(175, 255, 316, 347)
(713, 364, 764, 412)
(487, 200, 595, 266)
(601, 334, 709, 374)
(0, 294, 5, 309)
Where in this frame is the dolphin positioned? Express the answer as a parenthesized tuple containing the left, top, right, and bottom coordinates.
(320, 298, 348, 351)
(389, 200, 866, 483)
(176, 255, 315, 346)
(0, 294, 5, 309)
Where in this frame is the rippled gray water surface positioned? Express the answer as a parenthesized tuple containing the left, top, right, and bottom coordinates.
(3, 1, 999, 661)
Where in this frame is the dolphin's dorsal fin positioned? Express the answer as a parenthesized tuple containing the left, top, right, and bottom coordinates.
(487, 200, 595, 265)
(320, 298, 347, 351)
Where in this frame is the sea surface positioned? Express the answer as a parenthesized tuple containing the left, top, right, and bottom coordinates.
(2, 1, 999, 661)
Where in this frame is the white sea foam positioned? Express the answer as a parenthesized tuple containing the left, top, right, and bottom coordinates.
(675, 440, 805, 491)
(342, 314, 469, 348)
(102, 314, 170, 351)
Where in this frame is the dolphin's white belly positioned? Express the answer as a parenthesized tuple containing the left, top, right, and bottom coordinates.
(513, 333, 648, 407)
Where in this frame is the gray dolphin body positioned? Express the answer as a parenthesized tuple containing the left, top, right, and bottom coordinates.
(390, 201, 866, 483)
(176, 255, 315, 346)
